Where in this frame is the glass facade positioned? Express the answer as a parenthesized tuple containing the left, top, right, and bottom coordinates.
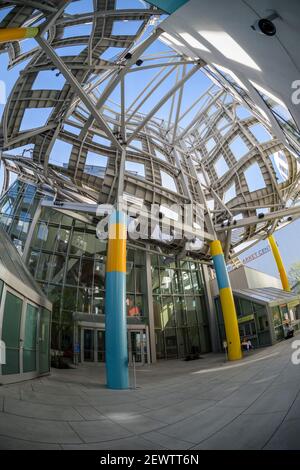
(0, 180, 212, 361)
(216, 295, 272, 348)
(152, 255, 211, 358)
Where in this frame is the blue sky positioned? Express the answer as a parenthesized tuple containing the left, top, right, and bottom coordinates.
(0, 0, 299, 278)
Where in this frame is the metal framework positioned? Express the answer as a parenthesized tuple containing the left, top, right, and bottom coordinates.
(0, 0, 300, 267)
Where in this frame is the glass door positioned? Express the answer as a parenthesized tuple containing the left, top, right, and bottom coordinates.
(97, 330, 105, 362)
(39, 308, 51, 374)
(1, 291, 23, 375)
(128, 329, 148, 364)
(83, 329, 95, 361)
(23, 303, 38, 373)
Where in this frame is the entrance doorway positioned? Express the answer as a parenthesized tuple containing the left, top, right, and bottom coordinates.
(128, 330, 148, 365)
(80, 326, 149, 364)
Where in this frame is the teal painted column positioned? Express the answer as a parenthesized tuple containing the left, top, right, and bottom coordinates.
(146, 0, 190, 14)
(105, 211, 129, 389)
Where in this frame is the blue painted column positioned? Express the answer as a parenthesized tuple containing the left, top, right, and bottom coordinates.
(105, 210, 129, 389)
(211, 240, 242, 361)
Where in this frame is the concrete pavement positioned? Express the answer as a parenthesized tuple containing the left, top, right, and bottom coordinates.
(0, 337, 300, 450)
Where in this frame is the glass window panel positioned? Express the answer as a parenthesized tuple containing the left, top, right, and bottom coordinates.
(2, 292, 23, 375)
(65, 257, 80, 286)
(155, 329, 165, 359)
(177, 328, 190, 357)
(135, 267, 146, 294)
(185, 297, 198, 325)
(70, 229, 85, 255)
(93, 259, 105, 291)
(164, 328, 178, 358)
(39, 309, 51, 374)
(195, 296, 208, 324)
(56, 227, 70, 253)
(80, 258, 94, 287)
(161, 296, 175, 328)
(62, 286, 77, 311)
(35, 252, 52, 282)
(23, 304, 38, 372)
(182, 271, 193, 293)
(126, 295, 141, 317)
(92, 291, 104, 315)
(41, 225, 60, 251)
(160, 269, 173, 294)
(175, 296, 186, 326)
(28, 250, 39, 276)
(153, 296, 162, 328)
(51, 255, 66, 284)
(152, 268, 160, 294)
(126, 264, 135, 292)
(77, 288, 92, 313)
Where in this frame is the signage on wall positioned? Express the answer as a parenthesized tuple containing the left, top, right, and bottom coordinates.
(242, 245, 271, 265)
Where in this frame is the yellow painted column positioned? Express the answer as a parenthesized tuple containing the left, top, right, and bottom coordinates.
(211, 240, 242, 361)
(0, 28, 39, 43)
(268, 234, 291, 292)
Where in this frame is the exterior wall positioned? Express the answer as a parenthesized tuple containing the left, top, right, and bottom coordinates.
(210, 265, 282, 297)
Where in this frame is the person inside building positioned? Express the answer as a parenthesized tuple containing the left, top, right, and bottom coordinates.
(283, 320, 294, 339)
(241, 337, 254, 352)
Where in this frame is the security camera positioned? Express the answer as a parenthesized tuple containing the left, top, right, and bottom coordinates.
(251, 11, 280, 37)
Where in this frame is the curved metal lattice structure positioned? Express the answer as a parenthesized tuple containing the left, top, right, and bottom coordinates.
(0, 0, 300, 265)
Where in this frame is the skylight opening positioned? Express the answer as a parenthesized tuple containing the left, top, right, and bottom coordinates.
(116, 0, 146, 9)
(160, 171, 177, 192)
(269, 152, 289, 183)
(179, 32, 210, 52)
(63, 23, 92, 39)
(223, 183, 236, 203)
(6, 144, 34, 158)
(197, 172, 206, 186)
(249, 123, 272, 143)
(125, 161, 145, 178)
(92, 134, 111, 146)
(155, 148, 167, 161)
(49, 139, 72, 167)
(100, 47, 126, 61)
(0, 6, 14, 22)
(85, 151, 108, 169)
(205, 137, 216, 153)
(20, 107, 53, 132)
(21, 38, 38, 54)
(201, 32, 261, 71)
(229, 136, 249, 160)
(32, 70, 66, 90)
(65, 0, 93, 14)
(55, 45, 86, 56)
(244, 163, 266, 192)
(236, 106, 252, 120)
(217, 117, 231, 136)
(63, 124, 81, 136)
(112, 20, 143, 36)
(130, 140, 143, 152)
(214, 155, 229, 177)
(207, 199, 214, 211)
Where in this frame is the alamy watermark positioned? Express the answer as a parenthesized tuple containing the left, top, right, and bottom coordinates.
(291, 80, 300, 105)
(291, 340, 300, 365)
(95, 198, 205, 252)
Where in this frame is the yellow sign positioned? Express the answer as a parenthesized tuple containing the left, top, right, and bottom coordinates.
(238, 314, 254, 324)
